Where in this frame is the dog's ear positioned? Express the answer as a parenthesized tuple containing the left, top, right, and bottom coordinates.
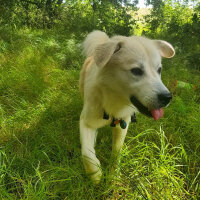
(153, 40, 175, 58)
(94, 42, 121, 68)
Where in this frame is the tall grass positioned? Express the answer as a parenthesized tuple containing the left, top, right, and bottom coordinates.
(0, 27, 200, 199)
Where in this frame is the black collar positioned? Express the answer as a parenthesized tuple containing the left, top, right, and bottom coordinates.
(103, 111, 137, 129)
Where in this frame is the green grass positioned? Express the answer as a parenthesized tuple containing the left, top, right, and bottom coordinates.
(0, 27, 200, 199)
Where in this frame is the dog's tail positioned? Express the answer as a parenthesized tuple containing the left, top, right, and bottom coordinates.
(83, 30, 109, 57)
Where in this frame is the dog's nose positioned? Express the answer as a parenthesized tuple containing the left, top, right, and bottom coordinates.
(157, 92, 172, 106)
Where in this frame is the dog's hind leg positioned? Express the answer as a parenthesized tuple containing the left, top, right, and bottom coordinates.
(80, 119, 102, 184)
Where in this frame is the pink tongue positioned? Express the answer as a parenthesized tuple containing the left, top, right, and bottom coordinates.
(151, 108, 164, 120)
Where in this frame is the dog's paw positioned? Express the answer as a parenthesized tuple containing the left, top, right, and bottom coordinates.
(89, 169, 102, 184)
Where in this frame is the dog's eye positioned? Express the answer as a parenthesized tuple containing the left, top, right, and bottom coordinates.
(157, 67, 162, 74)
(131, 68, 144, 76)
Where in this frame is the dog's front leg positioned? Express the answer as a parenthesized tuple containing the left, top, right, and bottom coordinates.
(112, 124, 129, 155)
(80, 119, 102, 184)
(111, 117, 130, 174)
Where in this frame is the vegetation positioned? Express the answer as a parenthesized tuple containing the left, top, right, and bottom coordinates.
(0, 0, 200, 199)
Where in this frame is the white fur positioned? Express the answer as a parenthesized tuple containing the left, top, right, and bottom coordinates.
(79, 31, 175, 183)
(83, 30, 109, 57)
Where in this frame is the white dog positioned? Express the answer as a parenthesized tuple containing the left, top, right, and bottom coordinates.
(79, 30, 175, 183)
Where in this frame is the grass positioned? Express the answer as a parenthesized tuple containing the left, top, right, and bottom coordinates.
(0, 27, 200, 199)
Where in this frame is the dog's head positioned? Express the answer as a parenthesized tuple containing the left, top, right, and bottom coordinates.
(93, 35, 175, 120)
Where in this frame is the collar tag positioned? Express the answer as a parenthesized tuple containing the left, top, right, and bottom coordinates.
(110, 118, 127, 129)
(103, 111, 136, 129)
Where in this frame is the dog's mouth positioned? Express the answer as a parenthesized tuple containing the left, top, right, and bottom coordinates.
(130, 96, 164, 120)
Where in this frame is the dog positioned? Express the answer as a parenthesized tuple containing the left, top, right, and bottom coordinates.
(79, 30, 175, 183)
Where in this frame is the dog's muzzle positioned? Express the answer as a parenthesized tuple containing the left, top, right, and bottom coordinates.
(130, 92, 172, 120)
(130, 96, 152, 117)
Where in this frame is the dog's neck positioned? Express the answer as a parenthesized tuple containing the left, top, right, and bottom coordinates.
(100, 87, 136, 118)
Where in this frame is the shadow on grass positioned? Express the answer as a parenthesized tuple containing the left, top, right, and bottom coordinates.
(1, 84, 117, 199)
